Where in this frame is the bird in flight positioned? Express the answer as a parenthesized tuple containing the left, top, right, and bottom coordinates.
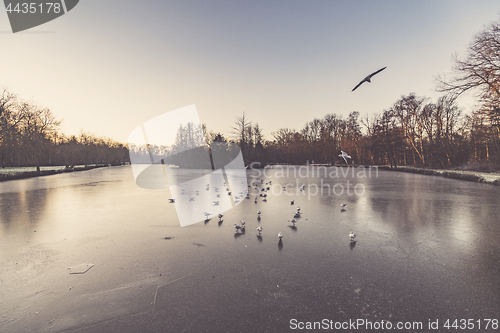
(351, 66, 387, 92)
(339, 151, 351, 164)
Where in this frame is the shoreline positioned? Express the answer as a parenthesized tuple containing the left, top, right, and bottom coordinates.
(378, 165, 500, 186)
(0, 164, 123, 182)
(2, 163, 499, 186)
(265, 163, 500, 186)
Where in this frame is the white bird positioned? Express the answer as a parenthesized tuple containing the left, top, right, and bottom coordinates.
(288, 219, 297, 226)
(340, 203, 347, 208)
(339, 151, 351, 164)
(234, 224, 242, 232)
(278, 232, 283, 240)
(296, 206, 301, 212)
(256, 226, 263, 235)
(293, 212, 301, 218)
(351, 66, 387, 92)
(218, 213, 223, 221)
(349, 231, 356, 242)
(213, 201, 219, 206)
(240, 220, 246, 228)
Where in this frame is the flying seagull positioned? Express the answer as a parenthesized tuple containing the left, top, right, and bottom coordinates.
(351, 66, 387, 92)
(339, 151, 351, 164)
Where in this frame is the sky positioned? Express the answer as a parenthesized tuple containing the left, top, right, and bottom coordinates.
(0, 1, 499, 144)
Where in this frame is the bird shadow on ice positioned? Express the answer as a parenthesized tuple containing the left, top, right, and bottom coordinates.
(234, 231, 245, 239)
(288, 226, 297, 232)
(256, 235, 263, 242)
(278, 240, 283, 251)
(349, 241, 357, 250)
(218, 220, 223, 227)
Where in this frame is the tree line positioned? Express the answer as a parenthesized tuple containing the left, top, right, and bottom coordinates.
(220, 92, 498, 170)
(0, 90, 129, 170)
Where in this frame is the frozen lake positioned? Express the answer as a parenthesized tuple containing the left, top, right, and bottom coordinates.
(0, 165, 499, 332)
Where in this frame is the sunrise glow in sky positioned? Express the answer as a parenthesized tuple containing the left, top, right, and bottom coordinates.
(1, 1, 499, 143)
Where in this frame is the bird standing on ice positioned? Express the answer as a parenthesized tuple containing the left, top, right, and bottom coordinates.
(256, 226, 263, 235)
(351, 66, 387, 92)
(234, 224, 242, 232)
(278, 232, 283, 240)
(349, 231, 356, 242)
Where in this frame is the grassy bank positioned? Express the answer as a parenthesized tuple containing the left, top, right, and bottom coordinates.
(0, 164, 117, 182)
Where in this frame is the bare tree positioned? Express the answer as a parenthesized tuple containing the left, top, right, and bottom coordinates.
(436, 20, 500, 100)
(231, 112, 251, 146)
(19, 105, 61, 171)
(436, 19, 500, 157)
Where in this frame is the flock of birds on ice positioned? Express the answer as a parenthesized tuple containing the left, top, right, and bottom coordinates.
(169, 177, 357, 245)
